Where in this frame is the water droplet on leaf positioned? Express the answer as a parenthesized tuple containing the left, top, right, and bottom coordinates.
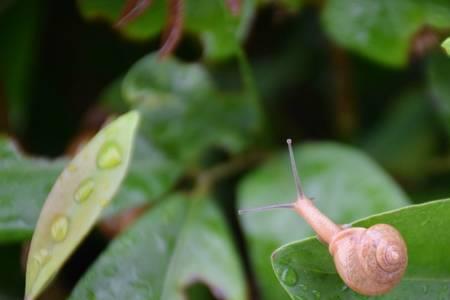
(312, 290, 321, 299)
(280, 266, 297, 286)
(51, 216, 69, 242)
(97, 142, 122, 169)
(74, 178, 95, 203)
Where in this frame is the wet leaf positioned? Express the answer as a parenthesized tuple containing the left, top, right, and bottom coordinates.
(322, 0, 450, 67)
(123, 53, 262, 164)
(77, 0, 256, 60)
(25, 111, 140, 300)
(70, 194, 247, 300)
(238, 142, 408, 300)
(272, 198, 450, 299)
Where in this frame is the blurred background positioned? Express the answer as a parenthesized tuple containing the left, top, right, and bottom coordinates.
(1, 0, 450, 299)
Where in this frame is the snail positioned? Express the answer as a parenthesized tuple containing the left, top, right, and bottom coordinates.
(239, 139, 408, 296)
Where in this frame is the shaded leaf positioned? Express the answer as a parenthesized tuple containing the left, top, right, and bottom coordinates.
(322, 0, 450, 67)
(25, 111, 140, 300)
(363, 89, 438, 180)
(77, 0, 256, 60)
(238, 143, 408, 300)
(272, 198, 450, 299)
(70, 193, 247, 300)
(427, 52, 450, 136)
(123, 53, 262, 164)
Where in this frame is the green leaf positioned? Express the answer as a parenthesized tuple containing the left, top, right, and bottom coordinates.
(238, 143, 408, 300)
(272, 198, 450, 299)
(123, 53, 262, 164)
(0, 140, 64, 242)
(70, 194, 247, 300)
(77, 0, 256, 60)
(25, 111, 140, 300)
(442, 37, 450, 56)
(427, 53, 450, 137)
(363, 89, 438, 180)
(322, 0, 450, 67)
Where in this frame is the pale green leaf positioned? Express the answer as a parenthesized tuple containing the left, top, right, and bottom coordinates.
(25, 111, 140, 300)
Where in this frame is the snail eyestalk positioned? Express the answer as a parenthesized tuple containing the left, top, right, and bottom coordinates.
(238, 203, 295, 215)
(286, 139, 305, 199)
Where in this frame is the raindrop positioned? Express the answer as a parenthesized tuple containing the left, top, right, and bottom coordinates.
(97, 141, 122, 169)
(74, 178, 95, 203)
(280, 266, 298, 286)
(51, 216, 69, 242)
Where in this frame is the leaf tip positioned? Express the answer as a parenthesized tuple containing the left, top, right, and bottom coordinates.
(441, 37, 450, 56)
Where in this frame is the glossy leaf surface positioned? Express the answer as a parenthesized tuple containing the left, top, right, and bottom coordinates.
(239, 143, 408, 300)
(70, 194, 247, 300)
(272, 199, 450, 299)
(25, 111, 140, 300)
(322, 0, 450, 67)
(123, 53, 262, 164)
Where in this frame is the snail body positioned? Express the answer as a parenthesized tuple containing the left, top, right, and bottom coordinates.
(239, 139, 408, 296)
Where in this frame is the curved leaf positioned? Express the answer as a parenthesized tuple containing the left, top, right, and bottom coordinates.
(123, 53, 262, 164)
(322, 0, 450, 67)
(70, 194, 247, 300)
(25, 111, 140, 300)
(272, 199, 450, 299)
(238, 142, 408, 300)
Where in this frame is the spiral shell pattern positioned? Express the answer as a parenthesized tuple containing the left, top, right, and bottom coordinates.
(329, 224, 407, 296)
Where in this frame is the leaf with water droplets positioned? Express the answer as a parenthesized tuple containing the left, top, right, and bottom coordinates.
(69, 194, 247, 300)
(272, 199, 450, 299)
(25, 111, 140, 300)
(238, 143, 409, 300)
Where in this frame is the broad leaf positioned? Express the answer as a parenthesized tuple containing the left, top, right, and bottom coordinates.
(322, 0, 450, 67)
(77, 0, 256, 60)
(272, 198, 450, 299)
(70, 193, 247, 300)
(25, 111, 140, 300)
(123, 53, 262, 164)
(238, 143, 408, 300)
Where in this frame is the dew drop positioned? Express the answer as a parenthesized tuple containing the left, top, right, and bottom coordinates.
(312, 290, 321, 299)
(99, 198, 111, 207)
(299, 284, 307, 291)
(423, 285, 428, 294)
(34, 248, 51, 266)
(97, 141, 122, 169)
(51, 216, 69, 242)
(74, 178, 95, 203)
(280, 266, 298, 286)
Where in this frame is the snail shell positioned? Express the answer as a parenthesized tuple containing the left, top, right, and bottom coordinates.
(329, 224, 408, 296)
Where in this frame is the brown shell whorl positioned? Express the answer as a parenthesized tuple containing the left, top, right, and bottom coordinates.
(329, 224, 408, 296)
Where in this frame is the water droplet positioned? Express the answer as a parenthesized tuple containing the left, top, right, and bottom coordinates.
(51, 216, 69, 242)
(99, 198, 110, 207)
(312, 290, 321, 299)
(34, 248, 51, 266)
(280, 266, 297, 286)
(423, 285, 428, 294)
(68, 163, 77, 173)
(97, 141, 122, 169)
(341, 285, 348, 292)
(74, 178, 95, 203)
(299, 284, 307, 291)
